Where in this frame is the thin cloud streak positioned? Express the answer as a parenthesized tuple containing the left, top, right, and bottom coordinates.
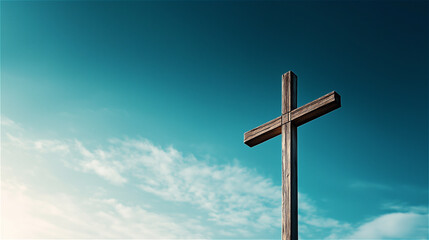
(349, 180, 392, 191)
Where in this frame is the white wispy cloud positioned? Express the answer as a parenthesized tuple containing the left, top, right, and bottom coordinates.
(382, 202, 428, 214)
(298, 193, 352, 239)
(2, 117, 428, 239)
(1, 116, 22, 129)
(346, 212, 428, 239)
(8, 133, 282, 232)
(1, 180, 206, 239)
(1, 118, 282, 238)
(113, 138, 280, 230)
(80, 159, 127, 185)
(34, 139, 70, 154)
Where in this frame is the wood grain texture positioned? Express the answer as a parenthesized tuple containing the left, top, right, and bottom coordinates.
(282, 71, 297, 114)
(290, 91, 341, 127)
(244, 91, 341, 147)
(244, 116, 281, 147)
(282, 122, 298, 240)
(282, 71, 298, 240)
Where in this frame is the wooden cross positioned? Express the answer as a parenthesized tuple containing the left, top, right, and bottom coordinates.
(243, 71, 341, 240)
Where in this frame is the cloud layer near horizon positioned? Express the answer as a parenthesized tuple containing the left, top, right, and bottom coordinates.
(1, 117, 428, 239)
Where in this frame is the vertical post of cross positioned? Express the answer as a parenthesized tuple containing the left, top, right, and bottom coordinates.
(281, 71, 298, 240)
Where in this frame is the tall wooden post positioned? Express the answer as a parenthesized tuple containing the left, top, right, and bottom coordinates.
(282, 72, 297, 240)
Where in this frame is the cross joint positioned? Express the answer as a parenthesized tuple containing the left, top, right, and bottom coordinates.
(281, 113, 291, 125)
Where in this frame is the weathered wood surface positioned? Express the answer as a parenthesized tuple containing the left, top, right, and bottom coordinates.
(244, 91, 341, 147)
(281, 71, 298, 240)
(290, 91, 341, 127)
(282, 122, 297, 240)
(282, 71, 297, 114)
(244, 116, 281, 147)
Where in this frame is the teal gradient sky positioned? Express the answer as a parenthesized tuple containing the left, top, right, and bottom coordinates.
(1, 1, 428, 239)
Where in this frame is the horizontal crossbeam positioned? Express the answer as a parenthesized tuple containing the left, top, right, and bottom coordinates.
(244, 116, 282, 147)
(290, 91, 341, 127)
(244, 91, 341, 147)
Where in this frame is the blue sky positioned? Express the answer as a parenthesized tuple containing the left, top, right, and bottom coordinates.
(1, 1, 428, 239)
